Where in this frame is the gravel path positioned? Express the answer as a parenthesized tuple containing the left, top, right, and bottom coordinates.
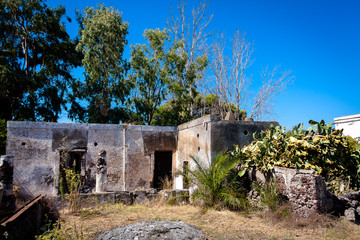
(93, 220, 205, 240)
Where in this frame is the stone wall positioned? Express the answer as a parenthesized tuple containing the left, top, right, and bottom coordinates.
(273, 167, 327, 217)
(250, 166, 328, 217)
(6, 122, 177, 199)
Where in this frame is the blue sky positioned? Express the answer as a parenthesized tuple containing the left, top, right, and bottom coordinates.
(47, 0, 360, 130)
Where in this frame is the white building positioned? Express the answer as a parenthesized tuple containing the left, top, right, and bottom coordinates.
(334, 113, 360, 141)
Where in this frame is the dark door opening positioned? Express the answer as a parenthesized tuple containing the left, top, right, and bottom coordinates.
(183, 160, 190, 189)
(153, 151, 173, 190)
(59, 150, 85, 194)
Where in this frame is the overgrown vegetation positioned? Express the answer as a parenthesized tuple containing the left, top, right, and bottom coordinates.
(252, 179, 285, 212)
(181, 153, 250, 210)
(59, 158, 82, 212)
(158, 175, 173, 190)
(0, 119, 6, 155)
(1, 0, 290, 125)
(231, 120, 360, 193)
(36, 220, 87, 240)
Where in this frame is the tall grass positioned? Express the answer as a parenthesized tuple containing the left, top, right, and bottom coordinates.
(252, 179, 284, 211)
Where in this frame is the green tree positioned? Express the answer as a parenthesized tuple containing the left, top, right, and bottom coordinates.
(168, 0, 213, 116)
(0, 0, 81, 121)
(129, 29, 182, 125)
(71, 5, 131, 123)
(129, 28, 208, 126)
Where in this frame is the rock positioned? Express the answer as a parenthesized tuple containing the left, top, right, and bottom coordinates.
(93, 220, 205, 240)
(133, 190, 147, 203)
(224, 111, 235, 121)
(343, 191, 360, 201)
(146, 188, 157, 194)
(344, 208, 356, 222)
(356, 206, 360, 216)
(114, 191, 133, 205)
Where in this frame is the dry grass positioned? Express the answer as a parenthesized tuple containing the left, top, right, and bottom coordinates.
(59, 202, 360, 240)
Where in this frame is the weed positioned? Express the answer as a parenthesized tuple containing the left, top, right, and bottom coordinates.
(36, 220, 88, 240)
(62, 167, 82, 212)
(252, 178, 284, 211)
(159, 175, 173, 190)
(167, 191, 189, 205)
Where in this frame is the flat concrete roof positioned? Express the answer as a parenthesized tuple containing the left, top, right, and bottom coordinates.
(334, 113, 360, 124)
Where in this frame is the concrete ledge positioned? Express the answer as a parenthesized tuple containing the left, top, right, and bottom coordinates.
(177, 115, 220, 131)
(7, 121, 177, 132)
(59, 189, 190, 208)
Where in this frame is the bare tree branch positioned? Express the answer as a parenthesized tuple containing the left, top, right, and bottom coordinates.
(168, 0, 213, 76)
(250, 66, 293, 120)
(210, 31, 253, 120)
(167, 0, 213, 116)
(210, 31, 292, 120)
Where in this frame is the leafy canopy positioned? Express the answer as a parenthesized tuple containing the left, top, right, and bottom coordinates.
(71, 4, 131, 123)
(0, 0, 81, 121)
(129, 29, 181, 125)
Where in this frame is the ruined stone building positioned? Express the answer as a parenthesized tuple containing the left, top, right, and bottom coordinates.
(5, 115, 277, 199)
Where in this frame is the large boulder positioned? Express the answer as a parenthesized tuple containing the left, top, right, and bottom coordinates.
(94, 220, 205, 240)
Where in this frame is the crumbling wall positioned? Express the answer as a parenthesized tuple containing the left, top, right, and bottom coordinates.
(87, 124, 124, 192)
(0, 155, 15, 214)
(249, 166, 328, 217)
(125, 126, 176, 190)
(6, 122, 59, 199)
(175, 115, 215, 189)
(274, 166, 327, 217)
(6, 122, 177, 199)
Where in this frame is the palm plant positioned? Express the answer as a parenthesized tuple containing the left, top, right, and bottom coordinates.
(183, 152, 249, 210)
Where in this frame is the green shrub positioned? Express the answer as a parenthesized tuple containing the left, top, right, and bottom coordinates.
(252, 179, 285, 211)
(59, 166, 82, 212)
(232, 120, 360, 192)
(181, 152, 249, 210)
(36, 220, 87, 240)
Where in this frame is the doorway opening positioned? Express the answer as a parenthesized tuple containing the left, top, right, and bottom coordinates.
(183, 160, 190, 189)
(153, 151, 173, 190)
(59, 149, 86, 194)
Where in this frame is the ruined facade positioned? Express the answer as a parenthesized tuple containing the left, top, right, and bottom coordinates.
(6, 115, 277, 199)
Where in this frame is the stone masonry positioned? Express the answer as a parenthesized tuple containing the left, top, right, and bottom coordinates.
(274, 166, 327, 217)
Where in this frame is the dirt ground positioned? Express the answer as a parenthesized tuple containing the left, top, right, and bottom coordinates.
(57, 202, 360, 240)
